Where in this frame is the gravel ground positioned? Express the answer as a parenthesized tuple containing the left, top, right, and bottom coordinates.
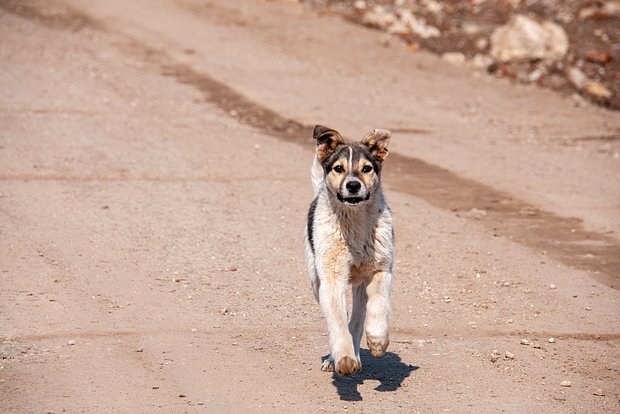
(303, 0, 620, 110)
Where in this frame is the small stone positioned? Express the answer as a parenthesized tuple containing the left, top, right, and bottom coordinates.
(548, 283, 557, 289)
(136, 348, 144, 352)
(505, 351, 515, 359)
(532, 343, 542, 349)
(548, 338, 555, 343)
(178, 394, 186, 398)
(490, 350, 501, 363)
(585, 306, 592, 311)
(520, 338, 530, 346)
(361, 5, 396, 30)
(475, 37, 489, 50)
(567, 67, 589, 90)
(442, 52, 466, 66)
(490, 15, 568, 62)
(585, 82, 612, 99)
(464, 208, 488, 220)
(226, 265, 238, 272)
(353, 0, 367, 10)
(470, 54, 493, 69)
(585, 50, 612, 65)
(67, 340, 76, 346)
(560, 380, 571, 387)
(593, 388, 605, 396)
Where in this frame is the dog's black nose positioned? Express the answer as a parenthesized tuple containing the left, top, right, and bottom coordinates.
(346, 181, 361, 194)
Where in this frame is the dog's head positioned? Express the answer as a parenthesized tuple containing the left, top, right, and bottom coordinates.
(313, 125, 391, 207)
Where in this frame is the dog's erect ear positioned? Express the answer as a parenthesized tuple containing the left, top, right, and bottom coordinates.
(313, 125, 343, 161)
(361, 129, 391, 162)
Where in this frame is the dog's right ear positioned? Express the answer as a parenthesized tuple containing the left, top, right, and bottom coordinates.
(313, 125, 342, 161)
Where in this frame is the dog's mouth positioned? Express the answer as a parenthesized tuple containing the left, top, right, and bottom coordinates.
(337, 193, 370, 206)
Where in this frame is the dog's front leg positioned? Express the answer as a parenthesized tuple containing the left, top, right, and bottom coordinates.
(349, 284, 368, 366)
(318, 271, 361, 376)
(365, 270, 392, 357)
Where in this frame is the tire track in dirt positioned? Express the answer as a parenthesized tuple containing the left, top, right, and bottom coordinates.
(2, 0, 618, 289)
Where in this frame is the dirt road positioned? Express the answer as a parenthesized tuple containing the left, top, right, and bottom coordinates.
(1, 0, 619, 412)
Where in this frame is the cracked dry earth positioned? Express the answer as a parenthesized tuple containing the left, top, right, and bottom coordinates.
(0, 0, 619, 413)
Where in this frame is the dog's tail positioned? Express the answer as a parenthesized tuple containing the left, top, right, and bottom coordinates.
(310, 155, 323, 196)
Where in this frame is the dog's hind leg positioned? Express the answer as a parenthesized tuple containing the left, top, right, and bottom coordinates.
(349, 284, 368, 367)
(365, 270, 392, 357)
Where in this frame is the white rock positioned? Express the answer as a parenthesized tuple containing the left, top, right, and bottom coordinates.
(398, 9, 441, 39)
(424, 0, 444, 14)
(442, 52, 466, 66)
(567, 67, 589, 89)
(362, 6, 397, 30)
(490, 15, 568, 62)
(464, 208, 488, 220)
(353, 0, 367, 10)
(475, 37, 489, 50)
(471, 54, 494, 69)
(560, 380, 572, 387)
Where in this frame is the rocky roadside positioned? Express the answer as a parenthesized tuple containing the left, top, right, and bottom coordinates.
(302, 0, 620, 111)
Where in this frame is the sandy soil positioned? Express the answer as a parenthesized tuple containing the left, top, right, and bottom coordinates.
(0, 0, 619, 413)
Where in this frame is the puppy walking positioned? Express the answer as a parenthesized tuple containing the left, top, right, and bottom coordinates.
(305, 125, 394, 376)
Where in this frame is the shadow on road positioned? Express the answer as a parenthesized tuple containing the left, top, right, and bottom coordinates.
(325, 349, 418, 401)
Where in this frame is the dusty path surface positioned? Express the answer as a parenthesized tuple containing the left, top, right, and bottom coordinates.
(1, 0, 619, 413)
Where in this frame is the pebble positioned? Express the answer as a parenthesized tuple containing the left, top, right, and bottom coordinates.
(490, 350, 501, 363)
(532, 343, 542, 349)
(490, 14, 568, 62)
(548, 338, 555, 343)
(67, 340, 76, 346)
(520, 338, 530, 346)
(548, 283, 557, 289)
(464, 208, 488, 220)
(362, 5, 396, 30)
(505, 351, 515, 359)
(136, 348, 144, 353)
(560, 380, 571, 387)
(585, 82, 611, 99)
(593, 388, 605, 396)
(585, 50, 612, 65)
(470, 53, 493, 69)
(442, 52, 466, 66)
(567, 67, 589, 90)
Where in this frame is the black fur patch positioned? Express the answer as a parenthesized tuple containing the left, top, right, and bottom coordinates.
(307, 196, 318, 254)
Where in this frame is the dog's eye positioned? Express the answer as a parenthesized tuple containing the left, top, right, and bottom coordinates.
(333, 165, 345, 174)
(362, 165, 373, 174)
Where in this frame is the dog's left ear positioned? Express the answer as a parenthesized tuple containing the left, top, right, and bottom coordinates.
(361, 129, 391, 162)
(313, 125, 343, 161)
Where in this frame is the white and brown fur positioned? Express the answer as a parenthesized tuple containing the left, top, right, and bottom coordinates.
(305, 125, 394, 376)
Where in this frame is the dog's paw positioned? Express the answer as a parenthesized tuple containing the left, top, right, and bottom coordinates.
(320, 358, 334, 372)
(335, 356, 361, 376)
(367, 335, 389, 357)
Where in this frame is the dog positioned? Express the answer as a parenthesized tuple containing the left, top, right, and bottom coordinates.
(304, 125, 394, 376)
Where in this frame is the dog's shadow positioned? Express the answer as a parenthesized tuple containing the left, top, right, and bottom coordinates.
(323, 349, 418, 401)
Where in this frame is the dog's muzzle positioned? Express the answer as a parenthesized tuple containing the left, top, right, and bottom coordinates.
(338, 179, 369, 206)
(337, 192, 370, 206)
